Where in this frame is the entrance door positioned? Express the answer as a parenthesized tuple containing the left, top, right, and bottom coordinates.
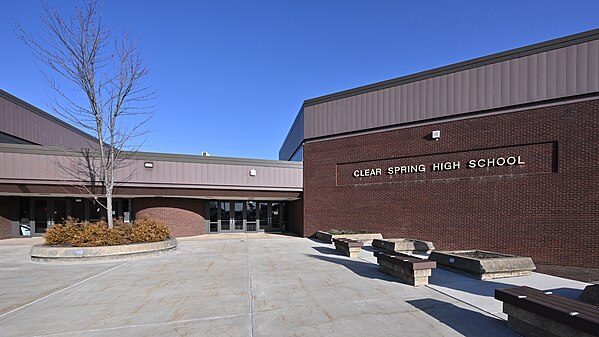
(33, 199, 49, 234)
(232, 201, 244, 231)
(246, 201, 257, 232)
(271, 202, 281, 232)
(258, 202, 269, 232)
(33, 199, 68, 235)
(209, 201, 219, 233)
(219, 201, 231, 231)
(208, 200, 288, 233)
(256, 201, 289, 232)
(53, 199, 67, 226)
(218, 201, 245, 232)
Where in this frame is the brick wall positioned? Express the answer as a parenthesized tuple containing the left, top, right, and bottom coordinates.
(303, 99, 599, 268)
(0, 197, 13, 239)
(289, 198, 304, 236)
(134, 198, 206, 238)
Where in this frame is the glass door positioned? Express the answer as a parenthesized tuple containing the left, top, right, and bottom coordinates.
(33, 199, 68, 235)
(219, 201, 231, 231)
(258, 202, 269, 232)
(271, 202, 281, 231)
(208, 201, 218, 233)
(246, 201, 257, 232)
(232, 201, 244, 231)
(207, 200, 289, 233)
(34, 199, 49, 234)
(52, 199, 67, 227)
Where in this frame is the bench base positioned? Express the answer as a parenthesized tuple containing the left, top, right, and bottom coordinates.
(579, 284, 599, 306)
(336, 246, 361, 258)
(504, 303, 595, 337)
(378, 259, 432, 286)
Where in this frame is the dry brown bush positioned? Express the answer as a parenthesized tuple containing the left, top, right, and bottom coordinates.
(44, 217, 170, 247)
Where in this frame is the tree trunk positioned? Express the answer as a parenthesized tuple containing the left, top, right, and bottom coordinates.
(106, 194, 114, 228)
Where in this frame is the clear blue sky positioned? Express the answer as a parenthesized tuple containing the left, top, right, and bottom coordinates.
(1, 1, 598, 159)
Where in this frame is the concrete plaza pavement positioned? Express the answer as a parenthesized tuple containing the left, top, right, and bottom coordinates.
(0, 235, 590, 336)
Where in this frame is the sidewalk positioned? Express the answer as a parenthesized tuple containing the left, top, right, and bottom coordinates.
(357, 245, 589, 321)
(0, 236, 591, 336)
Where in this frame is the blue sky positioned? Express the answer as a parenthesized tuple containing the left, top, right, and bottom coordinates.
(1, 1, 598, 160)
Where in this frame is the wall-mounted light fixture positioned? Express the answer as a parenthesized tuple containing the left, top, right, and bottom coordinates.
(431, 130, 441, 140)
(144, 162, 154, 168)
(249, 169, 257, 177)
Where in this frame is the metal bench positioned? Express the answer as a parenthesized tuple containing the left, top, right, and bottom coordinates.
(374, 251, 436, 286)
(332, 238, 363, 258)
(494, 286, 599, 337)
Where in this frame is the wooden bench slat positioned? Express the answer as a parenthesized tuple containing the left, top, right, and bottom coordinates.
(495, 286, 599, 335)
(502, 294, 599, 332)
(497, 286, 599, 318)
(496, 287, 599, 319)
(374, 251, 436, 270)
(507, 293, 599, 324)
(496, 296, 599, 334)
(511, 286, 599, 316)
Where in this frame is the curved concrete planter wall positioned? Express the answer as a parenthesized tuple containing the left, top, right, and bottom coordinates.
(30, 238, 178, 263)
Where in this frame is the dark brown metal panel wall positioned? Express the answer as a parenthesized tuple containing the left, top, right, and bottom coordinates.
(304, 40, 599, 140)
(279, 107, 304, 160)
(0, 150, 303, 190)
(0, 91, 97, 148)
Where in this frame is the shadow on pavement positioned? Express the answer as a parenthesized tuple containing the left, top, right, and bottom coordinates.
(429, 270, 515, 297)
(429, 269, 585, 299)
(545, 287, 583, 300)
(360, 245, 382, 253)
(406, 298, 516, 337)
(306, 253, 400, 283)
(311, 246, 341, 255)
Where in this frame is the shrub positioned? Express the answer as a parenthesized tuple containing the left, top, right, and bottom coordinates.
(126, 218, 171, 244)
(44, 217, 170, 247)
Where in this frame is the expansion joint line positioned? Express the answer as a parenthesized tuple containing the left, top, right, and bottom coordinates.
(0, 260, 131, 320)
(247, 240, 254, 337)
(424, 285, 506, 321)
(357, 252, 505, 321)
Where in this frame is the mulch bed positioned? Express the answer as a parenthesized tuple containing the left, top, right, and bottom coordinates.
(452, 250, 508, 259)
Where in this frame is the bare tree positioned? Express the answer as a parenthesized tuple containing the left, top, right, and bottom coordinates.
(15, 0, 155, 228)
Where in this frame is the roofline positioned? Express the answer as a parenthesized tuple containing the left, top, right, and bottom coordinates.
(304, 27, 599, 107)
(0, 143, 303, 168)
(0, 89, 99, 143)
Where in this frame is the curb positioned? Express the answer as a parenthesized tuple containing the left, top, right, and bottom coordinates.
(29, 238, 178, 263)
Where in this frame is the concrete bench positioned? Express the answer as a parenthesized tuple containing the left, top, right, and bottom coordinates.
(495, 286, 599, 337)
(374, 251, 436, 286)
(332, 238, 363, 258)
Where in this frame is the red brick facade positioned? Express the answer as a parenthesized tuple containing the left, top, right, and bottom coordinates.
(0, 197, 13, 239)
(303, 99, 599, 268)
(289, 198, 304, 236)
(134, 198, 206, 237)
